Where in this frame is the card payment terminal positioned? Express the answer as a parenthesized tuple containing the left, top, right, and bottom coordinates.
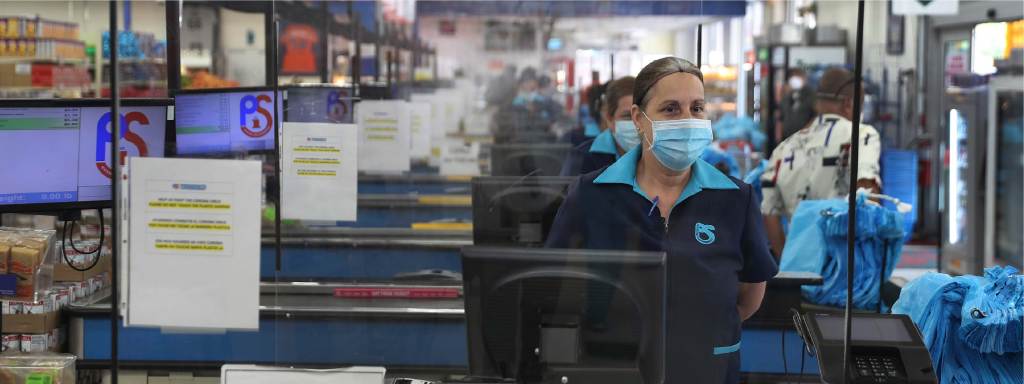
(793, 312, 937, 384)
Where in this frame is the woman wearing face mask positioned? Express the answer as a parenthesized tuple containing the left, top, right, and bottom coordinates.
(560, 76, 639, 176)
(546, 57, 778, 384)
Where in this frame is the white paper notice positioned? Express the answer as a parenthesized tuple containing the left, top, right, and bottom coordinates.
(356, 100, 410, 173)
(440, 141, 481, 176)
(408, 102, 432, 159)
(126, 157, 261, 330)
(410, 93, 445, 167)
(281, 122, 357, 221)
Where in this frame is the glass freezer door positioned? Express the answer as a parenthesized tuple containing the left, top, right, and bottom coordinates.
(986, 78, 1024, 269)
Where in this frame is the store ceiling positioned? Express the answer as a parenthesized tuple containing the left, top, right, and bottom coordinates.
(555, 16, 720, 48)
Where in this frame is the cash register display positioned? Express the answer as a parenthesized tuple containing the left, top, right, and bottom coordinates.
(816, 315, 913, 342)
(0, 105, 167, 206)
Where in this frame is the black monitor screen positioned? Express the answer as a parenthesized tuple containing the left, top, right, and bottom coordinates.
(815, 315, 913, 343)
(0, 103, 167, 208)
(463, 246, 666, 384)
(472, 176, 573, 246)
(490, 143, 571, 177)
(286, 86, 355, 124)
(175, 89, 280, 155)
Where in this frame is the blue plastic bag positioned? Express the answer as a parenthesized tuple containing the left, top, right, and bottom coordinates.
(780, 196, 905, 309)
(892, 266, 1024, 383)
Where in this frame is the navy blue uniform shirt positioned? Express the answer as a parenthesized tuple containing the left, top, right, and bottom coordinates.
(559, 129, 619, 176)
(547, 146, 779, 383)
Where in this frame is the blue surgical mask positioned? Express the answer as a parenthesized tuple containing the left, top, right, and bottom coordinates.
(641, 112, 713, 171)
(613, 120, 641, 151)
(583, 120, 600, 137)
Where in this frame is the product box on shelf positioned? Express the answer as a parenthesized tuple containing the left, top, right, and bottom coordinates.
(54, 240, 110, 282)
(0, 227, 56, 302)
(2, 310, 59, 335)
(0, 335, 18, 352)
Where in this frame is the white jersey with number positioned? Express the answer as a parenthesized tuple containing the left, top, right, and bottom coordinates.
(760, 113, 881, 218)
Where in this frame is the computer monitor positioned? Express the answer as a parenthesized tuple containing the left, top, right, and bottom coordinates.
(174, 87, 281, 155)
(472, 176, 573, 246)
(0, 99, 170, 212)
(285, 85, 356, 124)
(462, 246, 666, 384)
(490, 143, 571, 177)
(359, 85, 392, 100)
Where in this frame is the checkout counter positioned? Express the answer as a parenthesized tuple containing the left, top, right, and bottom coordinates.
(66, 173, 830, 381)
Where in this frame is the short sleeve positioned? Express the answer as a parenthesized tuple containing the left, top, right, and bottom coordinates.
(857, 124, 882, 186)
(545, 177, 585, 248)
(759, 148, 784, 216)
(740, 184, 779, 283)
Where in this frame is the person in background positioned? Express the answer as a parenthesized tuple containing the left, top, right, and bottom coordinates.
(535, 75, 564, 122)
(560, 82, 608, 147)
(547, 57, 777, 384)
(494, 68, 555, 142)
(779, 68, 817, 141)
(485, 65, 519, 108)
(560, 76, 637, 176)
(761, 67, 882, 257)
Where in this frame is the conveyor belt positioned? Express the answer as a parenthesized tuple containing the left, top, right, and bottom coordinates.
(69, 284, 465, 320)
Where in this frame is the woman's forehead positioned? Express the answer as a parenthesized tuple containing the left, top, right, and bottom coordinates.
(648, 72, 704, 102)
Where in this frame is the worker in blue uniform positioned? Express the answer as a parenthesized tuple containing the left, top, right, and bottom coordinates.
(560, 76, 641, 176)
(546, 57, 778, 384)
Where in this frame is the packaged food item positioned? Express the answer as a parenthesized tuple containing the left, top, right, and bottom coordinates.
(22, 298, 48, 314)
(19, 334, 47, 353)
(0, 353, 75, 383)
(54, 288, 69, 309)
(0, 227, 57, 301)
(2, 300, 23, 314)
(0, 233, 11, 274)
(1, 335, 19, 352)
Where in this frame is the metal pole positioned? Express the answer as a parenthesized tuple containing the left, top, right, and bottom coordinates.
(696, 24, 702, 67)
(264, 2, 276, 86)
(351, 4, 361, 96)
(108, 1, 120, 383)
(165, 0, 181, 93)
(271, 1, 283, 273)
(843, 1, 866, 383)
(320, 1, 330, 84)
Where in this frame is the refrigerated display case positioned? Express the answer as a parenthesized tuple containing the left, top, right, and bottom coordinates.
(985, 76, 1023, 269)
(941, 84, 989, 275)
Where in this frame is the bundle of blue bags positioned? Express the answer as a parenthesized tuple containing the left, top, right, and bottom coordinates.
(892, 266, 1023, 383)
(780, 194, 906, 309)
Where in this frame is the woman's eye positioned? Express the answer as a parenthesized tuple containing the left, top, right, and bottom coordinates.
(693, 105, 705, 113)
(662, 106, 679, 114)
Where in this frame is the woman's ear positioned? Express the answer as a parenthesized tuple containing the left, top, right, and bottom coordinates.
(631, 104, 642, 130)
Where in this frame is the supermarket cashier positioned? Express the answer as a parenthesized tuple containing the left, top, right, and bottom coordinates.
(560, 76, 640, 176)
(546, 57, 778, 384)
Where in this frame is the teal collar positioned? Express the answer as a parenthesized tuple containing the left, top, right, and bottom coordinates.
(588, 129, 618, 155)
(593, 147, 739, 207)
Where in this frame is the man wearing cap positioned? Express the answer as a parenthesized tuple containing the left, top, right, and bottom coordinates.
(760, 67, 882, 257)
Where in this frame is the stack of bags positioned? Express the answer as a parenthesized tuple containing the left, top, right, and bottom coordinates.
(780, 195, 906, 309)
(892, 266, 1023, 383)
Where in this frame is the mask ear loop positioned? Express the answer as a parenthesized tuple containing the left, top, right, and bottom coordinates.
(640, 111, 656, 150)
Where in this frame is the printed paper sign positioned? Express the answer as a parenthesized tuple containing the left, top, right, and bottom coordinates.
(440, 141, 481, 176)
(126, 157, 261, 330)
(282, 122, 358, 221)
(355, 100, 410, 173)
(408, 102, 432, 159)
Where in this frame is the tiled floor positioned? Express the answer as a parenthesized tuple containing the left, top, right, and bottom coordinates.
(892, 244, 940, 286)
